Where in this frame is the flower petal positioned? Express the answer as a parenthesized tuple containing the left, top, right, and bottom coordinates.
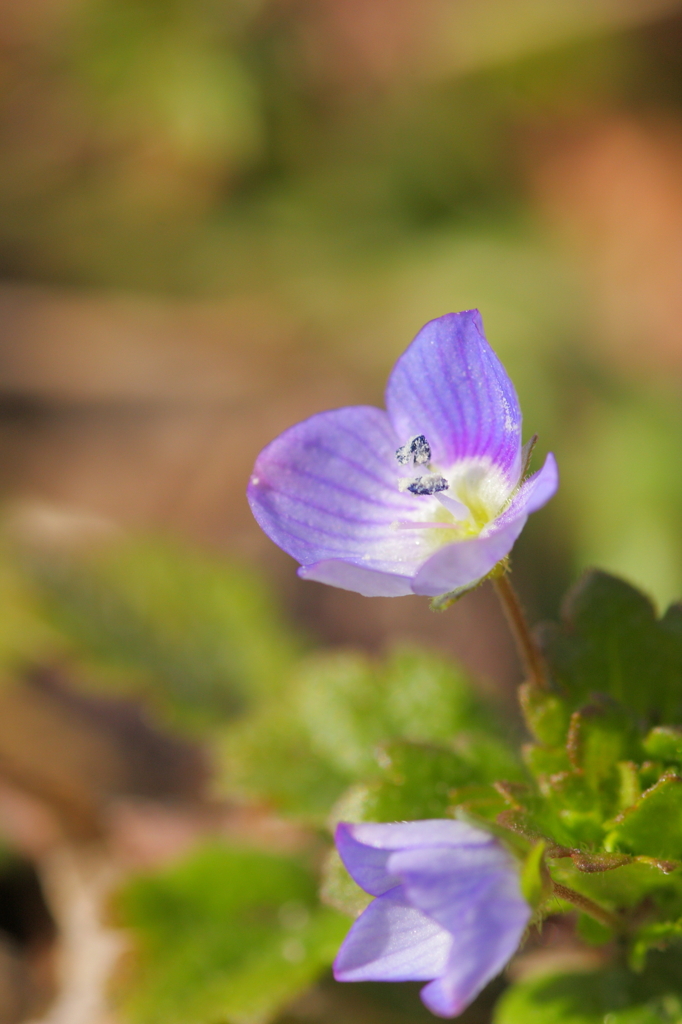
(248, 406, 432, 575)
(388, 845, 530, 1017)
(411, 516, 528, 597)
(420, 965, 490, 1020)
(386, 311, 522, 482)
(335, 823, 398, 897)
(333, 890, 452, 983)
(420, 919, 526, 1017)
(335, 821, 494, 897)
(388, 844, 526, 933)
(341, 820, 494, 851)
(495, 452, 558, 527)
(298, 560, 413, 597)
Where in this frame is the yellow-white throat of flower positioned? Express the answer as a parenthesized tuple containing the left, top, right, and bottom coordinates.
(393, 434, 512, 541)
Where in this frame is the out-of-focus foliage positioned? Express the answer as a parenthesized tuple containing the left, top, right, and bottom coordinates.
(20, 537, 300, 725)
(220, 646, 515, 820)
(0, 542, 58, 670)
(116, 843, 347, 1024)
(495, 954, 682, 1024)
(562, 389, 682, 611)
(538, 570, 682, 720)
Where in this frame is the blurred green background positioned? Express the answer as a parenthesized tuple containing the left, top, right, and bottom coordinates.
(0, 1, 680, 1022)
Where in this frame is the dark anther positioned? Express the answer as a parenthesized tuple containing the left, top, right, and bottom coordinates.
(395, 441, 412, 465)
(410, 435, 431, 464)
(396, 434, 431, 466)
(407, 475, 449, 496)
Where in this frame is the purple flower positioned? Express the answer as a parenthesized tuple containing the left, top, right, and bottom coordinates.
(333, 820, 530, 1018)
(248, 311, 557, 598)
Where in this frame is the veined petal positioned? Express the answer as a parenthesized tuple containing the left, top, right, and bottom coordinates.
(495, 452, 558, 527)
(339, 820, 491, 854)
(333, 891, 452, 983)
(390, 846, 530, 1018)
(386, 312, 522, 483)
(420, 975, 464, 1018)
(298, 560, 413, 597)
(335, 820, 495, 898)
(387, 845, 526, 934)
(335, 823, 399, 896)
(420, 947, 504, 1021)
(411, 516, 528, 597)
(419, 896, 529, 1017)
(248, 406, 431, 575)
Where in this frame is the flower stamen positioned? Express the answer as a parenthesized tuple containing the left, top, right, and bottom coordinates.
(404, 474, 449, 495)
(396, 434, 432, 466)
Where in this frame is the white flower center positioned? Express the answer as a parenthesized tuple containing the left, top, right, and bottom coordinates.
(393, 434, 510, 543)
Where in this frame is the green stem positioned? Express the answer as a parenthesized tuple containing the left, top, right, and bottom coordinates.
(493, 573, 548, 690)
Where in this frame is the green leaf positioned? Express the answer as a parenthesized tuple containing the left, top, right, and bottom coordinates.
(361, 737, 521, 823)
(219, 710, 348, 819)
(531, 702, 639, 844)
(495, 958, 682, 1024)
(643, 728, 682, 766)
(520, 840, 549, 908)
(519, 682, 570, 747)
(523, 742, 571, 777)
(605, 774, 682, 861)
(362, 741, 488, 822)
(540, 571, 682, 722)
(609, 1003, 682, 1023)
(293, 647, 499, 777)
(522, 697, 643, 848)
(116, 842, 348, 1024)
(617, 762, 642, 813)
(494, 772, 594, 853)
(495, 968, 628, 1024)
(567, 703, 636, 794)
(630, 920, 682, 971)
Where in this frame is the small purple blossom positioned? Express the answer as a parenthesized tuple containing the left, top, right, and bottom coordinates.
(248, 311, 557, 598)
(333, 820, 530, 1019)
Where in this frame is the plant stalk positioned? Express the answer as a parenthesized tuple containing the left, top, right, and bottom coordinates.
(493, 573, 548, 690)
(551, 881, 621, 933)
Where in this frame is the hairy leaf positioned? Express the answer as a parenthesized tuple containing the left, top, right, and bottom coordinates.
(539, 571, 682, 722)
(605, 774, 682, 861)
